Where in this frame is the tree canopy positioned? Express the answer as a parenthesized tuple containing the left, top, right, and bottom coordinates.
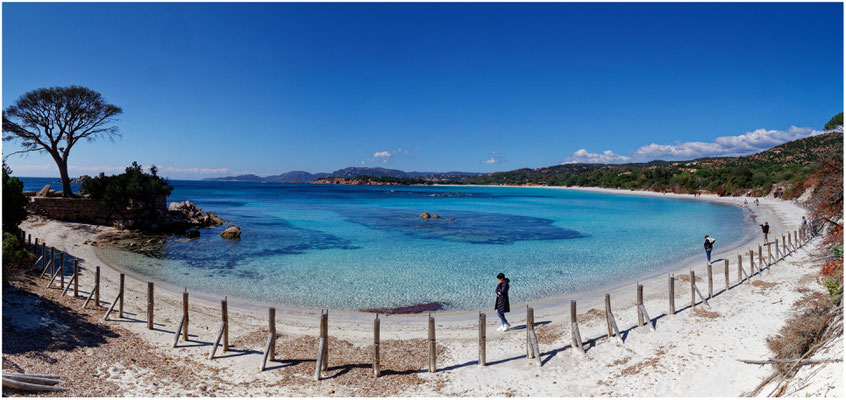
(2, 86, 123, 197)
(824, 112, 843, 131)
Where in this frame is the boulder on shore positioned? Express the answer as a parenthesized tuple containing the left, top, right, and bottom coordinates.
(36, 185, 51, 197)
(220, 225, 241, 239)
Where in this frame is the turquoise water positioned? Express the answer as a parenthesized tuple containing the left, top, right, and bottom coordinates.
(21, 179, 753, 311)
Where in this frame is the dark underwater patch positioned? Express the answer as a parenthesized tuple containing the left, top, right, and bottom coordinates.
(339, 208, 586, 245)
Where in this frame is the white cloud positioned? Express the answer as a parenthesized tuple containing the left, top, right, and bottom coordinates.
(362, 148, 416, 164)
(564, 125, 827, 164)
(481, 151, 505, 165)
(631, 126, 823, 161)
(563, 149, 631, 164)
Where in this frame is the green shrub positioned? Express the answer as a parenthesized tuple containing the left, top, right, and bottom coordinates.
(2, 232, 32, 285)
(81, 162, 173, 209)
(2, 164, 28, 233)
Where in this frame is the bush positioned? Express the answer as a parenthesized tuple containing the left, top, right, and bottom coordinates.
(2, 232, 32, 285)
(766, 292, 834, 373)
(81, 162, 173, 209)
(2, 164, 28, 233)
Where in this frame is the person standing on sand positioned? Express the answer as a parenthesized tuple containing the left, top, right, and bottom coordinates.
(760, 221, 770, 243)
(704, 235, 716, 263)
(495, 273, 511, 332)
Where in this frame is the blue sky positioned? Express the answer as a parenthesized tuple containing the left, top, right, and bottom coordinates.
(2, 2, 843, 179)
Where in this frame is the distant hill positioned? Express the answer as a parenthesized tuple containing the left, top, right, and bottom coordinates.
(204, 167, 480, 182)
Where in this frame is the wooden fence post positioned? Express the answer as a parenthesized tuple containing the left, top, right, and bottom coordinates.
(73, 260, 79, 297)
(783, 235, 788, 255)
(690, 270, 696, 308)
(759, 244, 764, 268)
(605, 294, 623, 343)
(34, 238, 39, 259)
(27, 234, 31, 252)
(118, 273, 125, 318)
(50, 247, 55, 277)
(570, 300, 585, 353)
(706, 265, 713, 299)
(776, 238, 781, 260)
(222, 297, 229, 352)
(767, 242, 772, 264)
(40, 243, 46, 272)
(605, 294, 614, 336)
(636, 284, 644, 326)
(95, 266, 100, 307)
(749, 250, 755, 274)
(667, 275, 675, 315)
(375, 314, 382, 375)
(724, 259, 730, 292)
(268, 307, 276, 362)
(59, 252, 65, 289)
(182, 290, 189, 341)
(526, 306, 534, 360)
(322, 310, 329, 373)
(428, 313, 437, 372)
(147, 282, 154, 330)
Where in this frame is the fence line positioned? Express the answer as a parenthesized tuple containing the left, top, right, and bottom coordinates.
(20, 227, 816, 378)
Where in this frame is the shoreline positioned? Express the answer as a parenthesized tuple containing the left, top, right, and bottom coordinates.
(22, 185, 806, 324)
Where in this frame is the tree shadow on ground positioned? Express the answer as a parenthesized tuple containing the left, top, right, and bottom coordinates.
(2, 284, 119, 355)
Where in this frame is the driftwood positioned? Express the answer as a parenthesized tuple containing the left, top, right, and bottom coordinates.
(738, 358, 842, 365)
(2, 377, 67, 392)
(2, 373, 62, 385)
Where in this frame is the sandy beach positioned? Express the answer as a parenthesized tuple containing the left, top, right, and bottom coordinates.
(6, 189, 842, 396)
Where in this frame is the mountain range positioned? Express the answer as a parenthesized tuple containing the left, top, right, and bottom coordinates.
(205, 167, 480, 182)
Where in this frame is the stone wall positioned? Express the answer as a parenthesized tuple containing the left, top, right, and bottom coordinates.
(27, 196, 168, 229)
(27, 197, 105, 222)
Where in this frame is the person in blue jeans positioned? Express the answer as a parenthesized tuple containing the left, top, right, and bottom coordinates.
(495, 273, 511, 331)
(704, 235, 716, 263)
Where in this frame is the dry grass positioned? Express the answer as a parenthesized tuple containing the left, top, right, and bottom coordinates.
(676, 274, 702, 283)
(692, 308, 721, 319)
(750, 280, 778, 290)
(534, 323, 564, 345)
(766, 292, 834, 374)
(578, 308, 605, 323)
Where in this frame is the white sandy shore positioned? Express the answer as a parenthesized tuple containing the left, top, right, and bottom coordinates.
(16, 189, 840, 396)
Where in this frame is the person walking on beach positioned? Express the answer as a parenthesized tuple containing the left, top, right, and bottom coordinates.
(760, 221, 770, 243)
(704, 235, 716, 264)
(495, 273, 511, 332)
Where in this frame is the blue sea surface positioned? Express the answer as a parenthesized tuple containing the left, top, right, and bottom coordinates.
(20, 178, 753, 311)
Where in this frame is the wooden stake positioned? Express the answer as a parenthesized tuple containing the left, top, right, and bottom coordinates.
(724, 259, 730, 292)
(182, 290, 189, 341)
(374, 314, 382, 375)
(526, 306, 535, 359)
(690, 270, 696, 308)
(321, 310, 329, 373)
(118, 273, 125, 318)
(528, 329, 542, 367)
(428, 313, 437, 372)
(222, 297, 229, 352)
(82, 280, 97, 309)
(173, 315, 185, 348)
(73, 260, 78, 297)
(40, 243, 46, 272)
(268, 307, 276, 362)
(636, 285, 644, 326)
(314, 337, 326, 380)
(208, 322, 225, 360)
(147, 282, 154, 330)
(49, 247, 55, 277)
(606, 293, 617, 335)
(706, 264, 713, 299)
(768, 242, 773, 264)
(477, 312, 485, 367)
(27, 234, 31, 252)
(95, 266, 100, 308)
(759, 244, 764, 268)
(103, 291, 121, 321)
(59, 252, 65, 289)
(570, 300, 585, 353)
(749, 250, 755, 275)
(667, 276, 675, 315)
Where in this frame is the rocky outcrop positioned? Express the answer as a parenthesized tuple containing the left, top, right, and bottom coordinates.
(312, 177, 401, 185)
(219, 225, 241, 239)
(36, 185, 51, 197)
(164, 201, 226, 230)
(71, 175, 92, 184)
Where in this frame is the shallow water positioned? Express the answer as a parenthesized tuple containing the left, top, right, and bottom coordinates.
(21, 178, 753, 311)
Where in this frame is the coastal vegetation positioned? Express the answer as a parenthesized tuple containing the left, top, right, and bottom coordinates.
(2, 164, 31, 284)
(80, 162, 173, 209)
(2, 86, 123, 197)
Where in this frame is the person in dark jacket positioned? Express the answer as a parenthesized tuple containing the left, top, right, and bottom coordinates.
(704, 235, 716, 263)
(495, 273, 511, 331)
(760, 221, 770, 243)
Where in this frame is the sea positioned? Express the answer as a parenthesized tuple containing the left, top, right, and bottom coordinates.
(20, 177, 754, 312)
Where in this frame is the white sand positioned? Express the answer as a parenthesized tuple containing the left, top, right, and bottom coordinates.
(16, 189, 842, 396)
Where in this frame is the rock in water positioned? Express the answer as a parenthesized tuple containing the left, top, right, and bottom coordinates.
(36, 185, 51, 197)
(432, 214, 440, 219)
(206, 212, 225, 225)
(219, 225, 241, 239)
(419, 212, 431, 219)
(186, 230, 200, 238)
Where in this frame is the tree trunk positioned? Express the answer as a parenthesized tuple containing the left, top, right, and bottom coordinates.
(57, 158, 73, 198)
